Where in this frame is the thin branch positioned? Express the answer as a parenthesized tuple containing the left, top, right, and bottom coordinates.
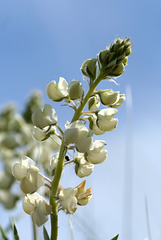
(64, 160, 74, 166)
(56, 124, 64, 135)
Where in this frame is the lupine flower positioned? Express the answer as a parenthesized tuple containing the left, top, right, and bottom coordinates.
(32, 126, 50, 141)
(97, 108, 118, 131)
(75, 153, 94, 178)
(23, 192, 52, 226)
(88, 94, 100, 111)
(64, 120, 93, 153)
(46, 77, 68, 101)
(76, 180, 92, 206)
(68, 80, 84, 100)
(86, 140, 108, 164)
(32, 104, 57, 129)
(98, 89, 120, 106)
(110, 94, 126, 108)
(88, 114, 105, 135)
(59, 188, 78, 214)
(12, 156, 45, 193)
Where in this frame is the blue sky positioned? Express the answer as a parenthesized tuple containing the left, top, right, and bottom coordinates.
(0, 0, 161, 239)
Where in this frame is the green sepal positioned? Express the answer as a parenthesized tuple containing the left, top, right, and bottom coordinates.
(110, 234, 119, 240)
(0, 225, 8, 240)
(81, 58, 97, 81)
(43, 226, 50, 240)
(13, 225, 20, 240)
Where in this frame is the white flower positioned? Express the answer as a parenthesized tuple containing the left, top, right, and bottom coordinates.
(97, 108, 118, 131)
(32, 104, 57, 129)
(64, 120, 93, 153)
(87, 94, 100, 111)
(86, 140, 108, 164)
(89, 113, 105, 135)
(48, 152, 59, 175)
(23, 192, 52, 227)
(99, 89, 120, 106)
(12, 156, 45, 193)
(68, 80, 84, 100)
(59, 188, 78, 214)
(110, 94, 126, 108)
(75, 153, 94, 178)
(76, 180, 92, 206)
(32, 126, 50, 141)
(46, 77, 68, 101)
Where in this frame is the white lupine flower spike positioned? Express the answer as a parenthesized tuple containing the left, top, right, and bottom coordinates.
(10, 37, 132, 239)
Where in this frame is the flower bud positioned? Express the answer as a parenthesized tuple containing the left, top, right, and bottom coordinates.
(110, 94, 126, 108)
(108, 63, 125, 77)
(81, 58, 97, 81)
(97, 108, 118, 131)
(46, 77, 68, 102)
(48, 152, 59, 175)
(59, 188, 78, 214)
(86, 140, 108, 164)
(32, 104, 57, 129)
(68, 80, 84, 100)
(87, 94, 100, 111)
(23, 193, 52, 226)
(98, 89, 120, 106)
(76, 180, 92, 206)
(98, 38, 132, 79)
(74, 153, 94, 178)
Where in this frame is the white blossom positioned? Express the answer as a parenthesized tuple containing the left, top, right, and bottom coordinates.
(59, 188, 78, 214)
(75, 153, 94, 178)
(12, 156, 45, 193)
(46, 77, 68, 101)
(97, 108, 118, 131)
(64, 120, 93, 153)
(99, 89, 120, 106)
(88, 94, 100, 111)
(23, 193, 52, 227)
(32, 104, 57, 129)
(86, 140, 108, 164)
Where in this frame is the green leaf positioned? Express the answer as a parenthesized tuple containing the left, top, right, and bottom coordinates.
(13, 225, 20, 240)
(43, 226, 50, 240)
(110, 234, 119, 240)
(0, 225, 8, 240)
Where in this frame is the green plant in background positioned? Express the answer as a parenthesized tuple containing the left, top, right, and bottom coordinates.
(1, 38, 132, 240)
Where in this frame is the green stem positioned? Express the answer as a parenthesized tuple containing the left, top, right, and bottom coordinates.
(50, 139, 67, 240)
(50, 74, 103, 240)
(71, 74, 103, 122)
(32, 218, 37, 240)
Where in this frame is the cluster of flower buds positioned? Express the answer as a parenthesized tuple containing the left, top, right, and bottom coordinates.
(98, 38, 132, 78)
